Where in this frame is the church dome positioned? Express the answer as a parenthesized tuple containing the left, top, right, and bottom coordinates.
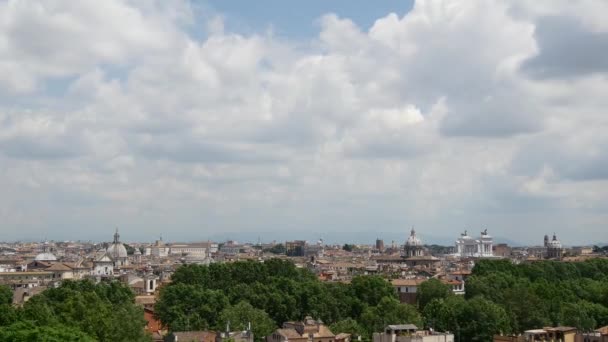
(405, 229, 422, 246)
(548, 234, 562, 249)
(35, 252, 57, 261)
(35, 241, 57, 261)
(107, 229, 128, 259)
(107, 243, 128, 258)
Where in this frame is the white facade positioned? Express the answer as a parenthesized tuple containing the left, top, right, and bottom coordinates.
(455, 229, 493, 257)
(145, 241, 218, 257)
(373, 326, 454, 342)
(145, 239, 169, 257)
(93, 254, 114, 276)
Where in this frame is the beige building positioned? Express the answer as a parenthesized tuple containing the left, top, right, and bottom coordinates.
(391, 279, 426, 305)
(267, 317, 335, 342)
(0, 271, 54, 289)
(494, 326, 577, 342)
(577, 326, 608, 342)
(373, 325, 454, 342)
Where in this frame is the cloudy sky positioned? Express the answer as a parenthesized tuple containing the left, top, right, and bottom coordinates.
(1, 0, 607, 245)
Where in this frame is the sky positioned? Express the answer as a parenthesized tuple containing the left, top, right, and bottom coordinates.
(1, 0, 608, 245)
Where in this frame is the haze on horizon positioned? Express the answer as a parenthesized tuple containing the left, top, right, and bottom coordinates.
(1, 0, 607, 245)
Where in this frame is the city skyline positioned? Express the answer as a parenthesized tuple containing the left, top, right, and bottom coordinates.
(0, 227, 594, 249)
(1, 1, 608, 244)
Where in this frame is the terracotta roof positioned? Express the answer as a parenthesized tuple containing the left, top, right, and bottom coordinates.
(596, 326, 608, 335)
(131, 280, 145, 288)
(442, 279, 462, 285)
(403, 256, 439, 261)
(45, 263, 73, 271)
(276, 328, 302, 339)
(171, 331, 216, 342)
(544, 326, 577, 332)
(391, 279, 426, 286)
(29, 261, 52, 267)
(335, 333, 351, 340)
(314, 325, 335, 338)
(450, 270, 472, 275)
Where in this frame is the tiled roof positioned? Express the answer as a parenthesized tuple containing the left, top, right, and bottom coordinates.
(45, 263, 73, 271)
(276, 328, 302, 339)
(172, 331, 216, 342)
(391, 279, 426, 286)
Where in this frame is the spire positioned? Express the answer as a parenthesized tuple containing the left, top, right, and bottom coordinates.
(410, 226, 416, 236)
(113, 228, 120, 244)
(553, 233, 557, 241)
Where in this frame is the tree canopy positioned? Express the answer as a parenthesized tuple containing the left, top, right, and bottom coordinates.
(417, 278, 452, 310)
(156, 260, 399, 340)
(0, 280, 150, 342)
(154, 258, 608, 342)
(465, 259, 608, 333)
(217, 301, 277, 342)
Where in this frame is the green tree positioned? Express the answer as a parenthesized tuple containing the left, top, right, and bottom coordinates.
(422, 297, 461, 333)
(360, 297, 422, 336)
(503, 283, 549, 332)
(155, 283, 229, 331)
(264, 244, 286, 255)
(351, 276, 395, 307)
(423, 296, 511, 342)
(0, 322, 96, 342)
(0, 284, 16, 327)
(0, 303, 18, 327)
(20, 279, 149, 342)
(123, 244, 136, 255)
(417, 279, 452, 310)
(561, 301, 608, 331)
(458, 297, 512, 341)
(217, 301, 276, 342)
(330, 318, 366, 339)
(0, 285, 12, 305)
(342, 244, 354, 252)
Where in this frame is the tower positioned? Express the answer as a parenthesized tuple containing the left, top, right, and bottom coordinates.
(375, 238, 385, 252)
(113, 228, 120, 245)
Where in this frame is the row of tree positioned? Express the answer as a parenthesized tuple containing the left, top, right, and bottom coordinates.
(155, 259, 422, 341)
(0, 280, 150, 342)
(156, 258, 608, 342)
(2, 258, 605, 341)
(464, 259, 608, 332)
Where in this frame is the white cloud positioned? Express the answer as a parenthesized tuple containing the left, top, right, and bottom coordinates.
(0, 0, 607, 244)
